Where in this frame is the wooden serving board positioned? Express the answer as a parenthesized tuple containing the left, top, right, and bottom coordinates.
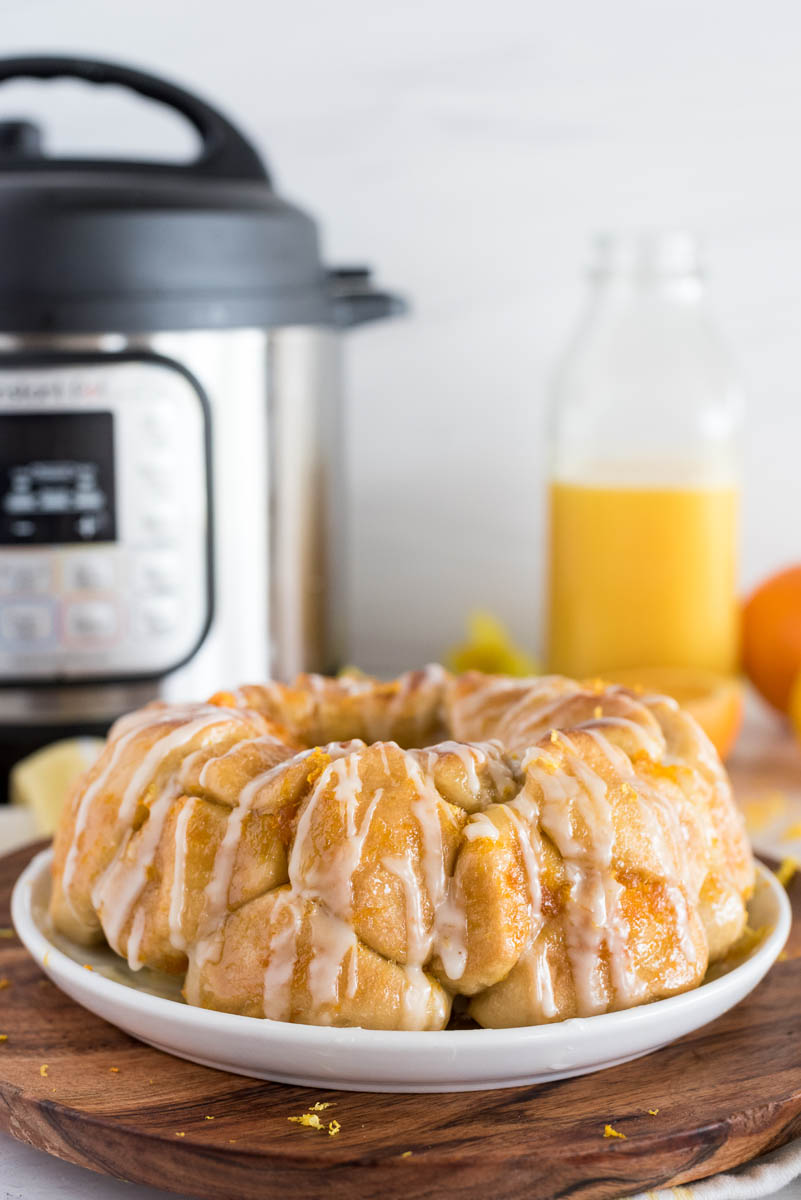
(0, 840, 799, 1200)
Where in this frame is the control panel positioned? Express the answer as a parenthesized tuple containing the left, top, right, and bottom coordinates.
(0, 356, 211, 682)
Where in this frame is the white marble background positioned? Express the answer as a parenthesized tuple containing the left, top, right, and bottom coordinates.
(1, 0, 800, 673)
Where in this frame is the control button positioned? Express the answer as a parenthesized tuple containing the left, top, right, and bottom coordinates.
(4, 492, 36, 514)
(138, 408, 178, 444)
(0, 558, 52, 596)
(137, 507, 180, 543)
(1, 602, 53, 643)
(7, 518, 36, 540)
(133, 553, 178, 596)
(65, 600, 118, 641)
(136, 461, 174, 497)
(136, 597, 179, 637)
(62, 555, 115, 592)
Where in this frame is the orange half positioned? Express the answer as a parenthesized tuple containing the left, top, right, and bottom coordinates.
(598, 666, 744, 761)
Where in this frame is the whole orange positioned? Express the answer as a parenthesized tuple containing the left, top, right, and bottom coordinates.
(742, 566, 801, 712)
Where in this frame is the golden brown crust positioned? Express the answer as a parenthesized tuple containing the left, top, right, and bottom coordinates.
(49, 667, 754, 1031)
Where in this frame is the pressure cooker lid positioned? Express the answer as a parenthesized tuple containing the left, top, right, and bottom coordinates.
(0, 56, 333, 332)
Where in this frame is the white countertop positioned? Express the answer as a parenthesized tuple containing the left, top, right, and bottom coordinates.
(0, 1131, 193, 1199)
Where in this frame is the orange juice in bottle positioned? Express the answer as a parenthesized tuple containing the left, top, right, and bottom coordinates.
(546, 232, 743, 678)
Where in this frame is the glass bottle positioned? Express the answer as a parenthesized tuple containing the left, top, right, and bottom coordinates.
(546, 231, 744, 678)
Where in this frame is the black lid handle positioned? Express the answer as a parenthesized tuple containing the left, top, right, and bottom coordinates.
(0, 55, 268, 182)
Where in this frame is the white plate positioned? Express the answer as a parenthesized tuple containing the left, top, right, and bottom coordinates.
(12, 850, 791, 1093)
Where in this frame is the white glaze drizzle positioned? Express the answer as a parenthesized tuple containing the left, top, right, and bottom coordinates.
(484, 739, 520, 797)
(288, 755, 382, 919)
(585, 727, 701, 970)
(530, 938, 558, 1019)
(405, 756, 449, 921)
(463, 810, 500, 842)
(114, 713, 230, 831)
(272, 739, 460, 1023)
(382, 853, 428, 962)
(434, 873, 468, 981)
(126, 905, 146, 972)
(521, 731, 649, 1014)
(585, 715, 664, 759)
(60, 704, 192, 912)
(88, 710, 236, 953)
(499, 691, 580, 753)
(261, 891, 303, 1021)
(167, 797, 196, 952)
(94, 779, 181, 953)
(504, 794, 544, 931)
(398, 963, 437, 1029)
(306, 907, 360, 1021)
(191, 743, 360, 970)
(427, 740, 484, 797)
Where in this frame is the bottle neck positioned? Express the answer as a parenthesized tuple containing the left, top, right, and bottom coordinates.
(586, 231, 706, 308)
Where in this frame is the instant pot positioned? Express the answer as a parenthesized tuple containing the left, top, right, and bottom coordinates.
(0, 55, 403, 780)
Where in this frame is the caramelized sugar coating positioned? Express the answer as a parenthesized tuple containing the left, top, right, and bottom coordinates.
(50, 667, 754, 1031)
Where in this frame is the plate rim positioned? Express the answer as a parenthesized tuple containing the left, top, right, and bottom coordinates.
(12, 847, 791, 1051)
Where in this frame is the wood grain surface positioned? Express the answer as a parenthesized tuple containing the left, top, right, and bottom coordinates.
(0, 839, 798, 1200)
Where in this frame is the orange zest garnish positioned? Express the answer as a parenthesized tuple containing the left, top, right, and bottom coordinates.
(289, 1112, 324, 1130)
(530, 754, 558, 774)
(305, 749, 332, 789)
(289, 1107, 341, 1136)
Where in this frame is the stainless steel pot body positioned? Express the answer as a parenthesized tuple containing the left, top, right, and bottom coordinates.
(0, 325, 344, 734)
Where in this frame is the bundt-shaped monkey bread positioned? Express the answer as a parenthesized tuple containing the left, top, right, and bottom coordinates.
(50, 667, 754, 1030)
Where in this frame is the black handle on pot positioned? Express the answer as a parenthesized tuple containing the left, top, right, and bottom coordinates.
(328, 267, 408, 329)
(0, 55, 268, 182)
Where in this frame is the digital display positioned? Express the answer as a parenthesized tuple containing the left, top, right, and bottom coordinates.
(0, 411, 116, 545)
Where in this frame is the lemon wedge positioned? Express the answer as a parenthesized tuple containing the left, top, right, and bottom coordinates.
(447, 611, 539, 678)
(10, 737, 104, 835)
